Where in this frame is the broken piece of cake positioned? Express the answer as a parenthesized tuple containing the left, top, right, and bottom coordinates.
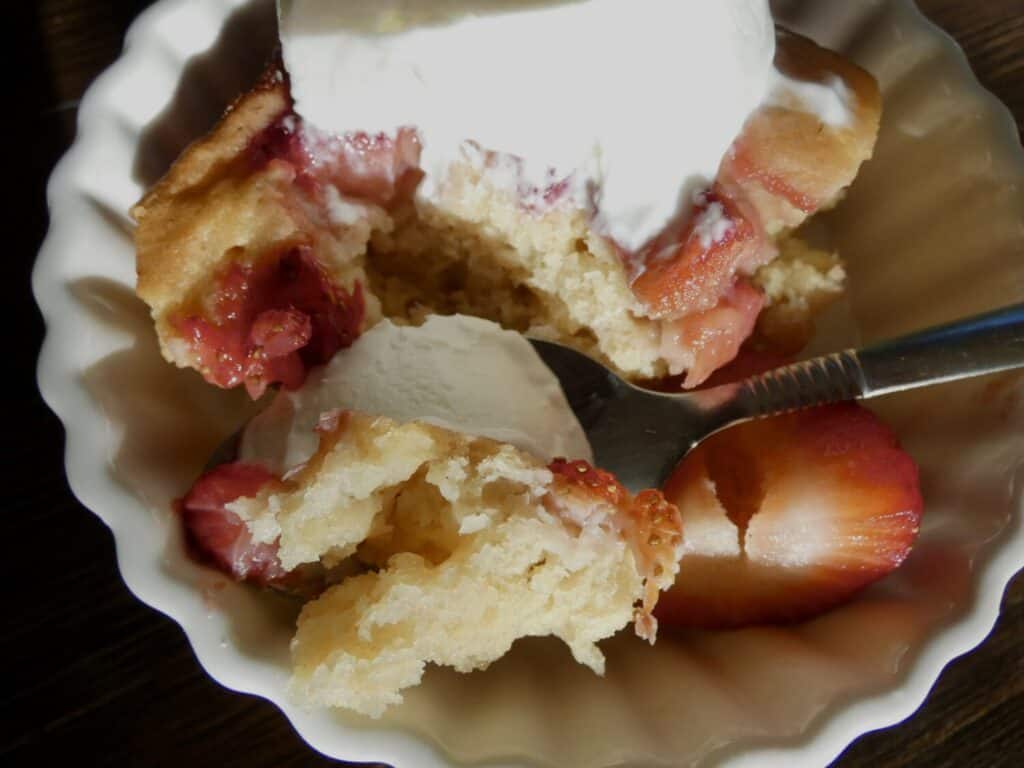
(184, 410, 682, 717)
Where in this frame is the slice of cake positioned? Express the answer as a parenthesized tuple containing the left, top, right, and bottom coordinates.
(182, 411, 683, 717)
(133, 26, 880, 396)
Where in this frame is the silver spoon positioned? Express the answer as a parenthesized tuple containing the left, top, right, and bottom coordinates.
(529, 303, 1024, 493)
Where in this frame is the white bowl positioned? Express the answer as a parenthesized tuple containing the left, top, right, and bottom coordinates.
(34, 0, 1024, 765)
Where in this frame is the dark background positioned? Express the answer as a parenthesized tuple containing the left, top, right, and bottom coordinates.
(8, 1, 1023, 766)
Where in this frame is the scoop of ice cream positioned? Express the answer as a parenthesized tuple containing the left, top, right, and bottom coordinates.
(279, 0, 777, 250)
(239, 315, 592, 474)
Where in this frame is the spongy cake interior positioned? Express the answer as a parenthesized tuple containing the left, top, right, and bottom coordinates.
(365, 160, 667, 378)
(362, 161, 844, 379)
(228, 413, 657, 717)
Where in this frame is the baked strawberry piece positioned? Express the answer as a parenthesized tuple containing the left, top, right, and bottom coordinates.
(133, 79, 402, 399)
(624, 29, 880, 384)
(656, 403, 923, 629)
(719, 29, 883, 237)
(178, 462, 286, 585)
(631, 187, 769, 322)
(171, 247, 365, 398)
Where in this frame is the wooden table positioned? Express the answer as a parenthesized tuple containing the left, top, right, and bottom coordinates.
(12, 1, 1023, 765)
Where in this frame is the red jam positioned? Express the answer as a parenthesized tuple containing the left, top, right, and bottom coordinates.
(248, 111, 424, 209)
(174, 247, 365, 399)
(248, 114, 307, 171)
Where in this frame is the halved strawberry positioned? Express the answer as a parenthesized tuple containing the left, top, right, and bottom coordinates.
(178, 462, 287, 585)
(656, 403, 922, 629)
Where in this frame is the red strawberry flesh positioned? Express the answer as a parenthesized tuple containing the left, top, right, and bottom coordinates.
(657, 403, 923, 629)
(178, 462, 287, 585)
(173, 247, 365, 399)
(631, 186, 770, 321)
(660, 280, 766, 389)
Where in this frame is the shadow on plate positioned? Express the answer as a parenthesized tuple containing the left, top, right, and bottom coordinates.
(73, 277, 293, 664)
(133, 0, 278, 188)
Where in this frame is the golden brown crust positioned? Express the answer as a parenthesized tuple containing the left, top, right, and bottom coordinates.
(134, 77, 290, 217)
(132, 73, 380, 370)
(133, 80, 294, 315)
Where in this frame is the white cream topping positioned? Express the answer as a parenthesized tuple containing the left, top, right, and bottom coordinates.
(767, 71, 854, 127)
(239, 315, 593, 474)
(693, 198, 735, 250)
(280, 0, 777, 251)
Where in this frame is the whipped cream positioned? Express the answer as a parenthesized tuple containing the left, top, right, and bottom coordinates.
(767, 71, 854, 127)
(239, 315, 593, 474)
(280, 0, 777, 251)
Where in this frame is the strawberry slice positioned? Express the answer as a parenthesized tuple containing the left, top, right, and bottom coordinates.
(656, 403, 922, 629)
(660, 280, 766, 388)
(631, 186, 769, 321)
(178, 462, 287, 585)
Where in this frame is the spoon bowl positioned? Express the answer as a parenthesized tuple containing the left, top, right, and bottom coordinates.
(531, 302, 1024, 492)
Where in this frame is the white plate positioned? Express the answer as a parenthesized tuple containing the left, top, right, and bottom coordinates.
(34, 0, 1024, 766)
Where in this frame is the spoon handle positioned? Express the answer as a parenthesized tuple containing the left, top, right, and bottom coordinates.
(737, 303, 1024, 418)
